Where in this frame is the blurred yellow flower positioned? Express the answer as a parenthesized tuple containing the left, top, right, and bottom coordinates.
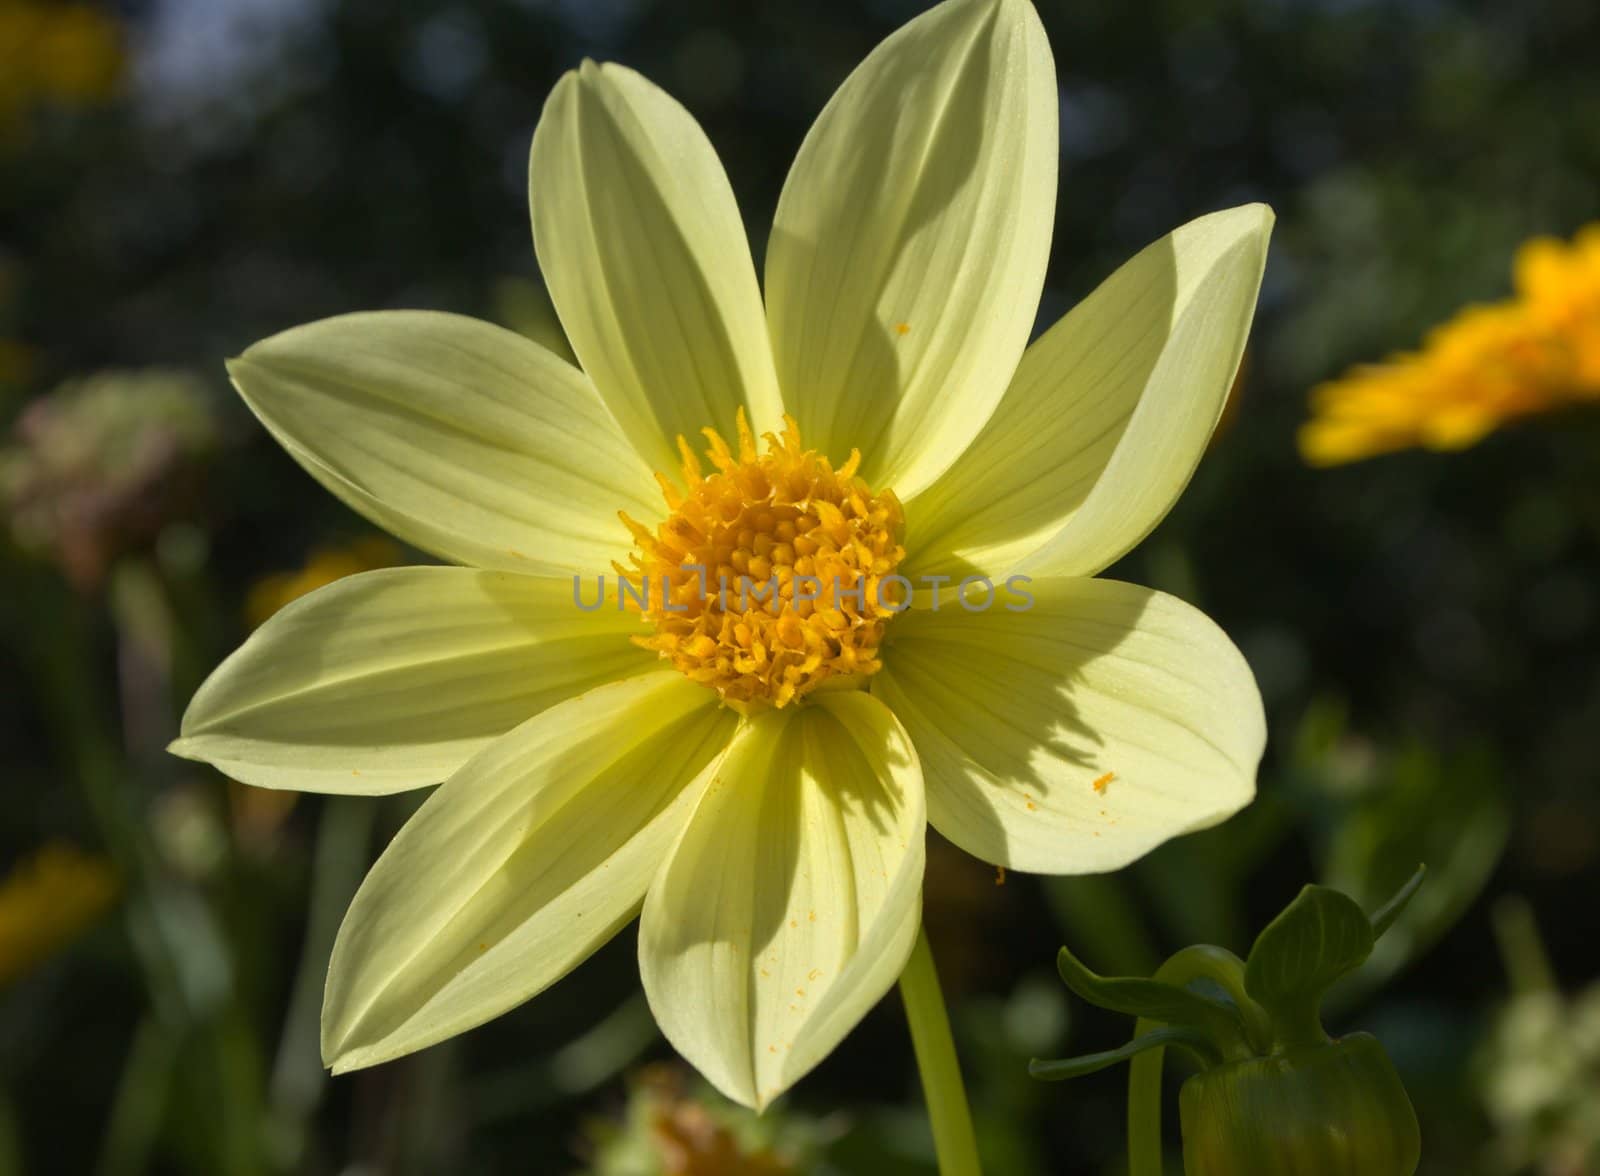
(245, 536, 402, 627)
(0, 842, 119, 986)
(1301, 224, 1600, 466)
(1517, 225, 1600, 388)
(0, 0, 122, 135)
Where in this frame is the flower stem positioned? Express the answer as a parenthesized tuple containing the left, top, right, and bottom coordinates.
(1127, 1015, 1166, 1176)
(1127, 946, 1266, 1174)
(899, 925, 982, 1176)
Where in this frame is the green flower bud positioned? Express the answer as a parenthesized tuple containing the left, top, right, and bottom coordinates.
(1031, 868, 1430, 1176)
(1179, 1033, 1419, 1176)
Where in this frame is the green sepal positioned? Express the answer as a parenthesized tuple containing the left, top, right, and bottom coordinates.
(1029, 1027, 1221, 1082)
(1056, 946, 1246, 1035)
(1245, 886, 1373, 1046)
(1368, 864, 1427, 940)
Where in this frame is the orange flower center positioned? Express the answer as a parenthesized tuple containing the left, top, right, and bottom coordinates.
(619, 411, 905, 709)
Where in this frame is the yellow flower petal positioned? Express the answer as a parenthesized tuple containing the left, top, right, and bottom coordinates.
(639, 691, 925, 1109)
(906, 205, 1272, 580)
(529, 61, 784, 475)
(764, 0, 1057, 499)
(171, 568, 655, 794)
(872, 577, 1262, 874)
(322, 673, 734, 1073)
(228, 310, 660, 576)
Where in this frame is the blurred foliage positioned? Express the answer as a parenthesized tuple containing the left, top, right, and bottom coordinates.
(0, 368, 217, 591)
(1475, 902, 1600, 1176)
(2, 0, 1599, 1173)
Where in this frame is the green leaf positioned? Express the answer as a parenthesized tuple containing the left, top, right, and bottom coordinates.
(1244, 885, 1373, 1044)
(1028, 1026, 1220, 1081)
(1369, 864, 1427, 940)
(1055, 947, 1245, 1040)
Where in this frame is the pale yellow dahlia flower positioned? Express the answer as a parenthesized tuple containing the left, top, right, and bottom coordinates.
(171, 0, 1271, 1110)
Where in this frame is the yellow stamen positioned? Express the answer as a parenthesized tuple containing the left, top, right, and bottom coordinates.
(620, 410, 905, 708)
